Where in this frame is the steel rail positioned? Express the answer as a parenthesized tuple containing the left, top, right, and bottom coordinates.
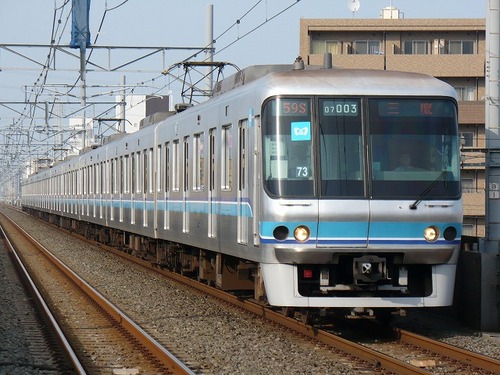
(396, 328, 500, 373)
(0, 222, 87, 375)
(1, 213, 195, 375)
(14, 208, 499, 374)
(93, 240, 429, 374)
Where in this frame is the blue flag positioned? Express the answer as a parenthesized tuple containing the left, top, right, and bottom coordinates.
(70, 0, 91, 48)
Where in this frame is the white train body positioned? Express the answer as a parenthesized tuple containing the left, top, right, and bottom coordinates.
(21, 66, 462, 309)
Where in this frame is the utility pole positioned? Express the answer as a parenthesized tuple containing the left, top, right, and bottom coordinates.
(205, 4, 214, 96)
(479, 0, 500, 331)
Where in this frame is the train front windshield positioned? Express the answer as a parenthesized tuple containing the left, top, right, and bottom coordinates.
(262, 97, 460, 200)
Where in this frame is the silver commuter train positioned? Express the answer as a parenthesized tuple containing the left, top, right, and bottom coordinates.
(21, 65, 462, 313)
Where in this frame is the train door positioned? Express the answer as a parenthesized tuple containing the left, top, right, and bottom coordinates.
(317, 97, 368, 248)
(111, 158, 116, 222)
(96, 162, 104, 219)
(164, 142, 171, 230)
(251, 114, 261, 247)
(119, 156, 124, 223)
(90, 164, 95, 218)
(143, 149, 149, 228)
(131, 152, 136, 225)
(237, 120, 248, 244)
(142, 149, 148, 228)
(208, 128, 217, 238)
(154, 144, 160, 236)
(183, 136, 190, 233)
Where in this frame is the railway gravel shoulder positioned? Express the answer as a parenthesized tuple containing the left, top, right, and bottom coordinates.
(3, 205, 499, 374)
(1, 207, 361, 374)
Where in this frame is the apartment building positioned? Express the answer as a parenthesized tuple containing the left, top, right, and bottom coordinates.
(300, 13, 486, 237)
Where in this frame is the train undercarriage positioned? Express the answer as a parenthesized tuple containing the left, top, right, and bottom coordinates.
(24, 207, 263, 298)
(24, 207, 411, 323)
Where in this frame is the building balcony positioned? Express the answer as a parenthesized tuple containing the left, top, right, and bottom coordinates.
(461, 150, 485, 170)
(386, 55, 484, 77)
(458, 101, 485, 124)
(307, 54, 385, 70)
(463, 191, 485, 216)
(306, 54, 484, 78)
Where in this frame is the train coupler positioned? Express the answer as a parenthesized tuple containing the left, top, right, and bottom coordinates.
(353, 255, 388, 284)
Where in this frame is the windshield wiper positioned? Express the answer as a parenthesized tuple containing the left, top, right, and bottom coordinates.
(409, 170, 447, 210)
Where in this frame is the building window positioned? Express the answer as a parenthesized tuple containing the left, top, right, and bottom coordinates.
(449, 40, 474, 54)
(353, 40, 381, 55)
(454, 86, 475, 101)
(311, 40, 342, 55)
(403, 40, 430, 55)
(460, 132, 475, 147)
(462, 223, 475, 236)
(461, 177, 474, 193)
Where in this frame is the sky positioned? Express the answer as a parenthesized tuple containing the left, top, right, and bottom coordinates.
(0, 0, 488, 126)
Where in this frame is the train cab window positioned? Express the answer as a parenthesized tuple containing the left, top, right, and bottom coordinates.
(318, 98, 364, 197)
(262, 98, 314, 198)
(369, 98, 461, 199)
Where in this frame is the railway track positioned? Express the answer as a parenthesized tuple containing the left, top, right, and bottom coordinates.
(0, 212, 194, 375)
(0, 225, 83, 374)
(65, 227, 500, 374)
(2, 205, 499, 374)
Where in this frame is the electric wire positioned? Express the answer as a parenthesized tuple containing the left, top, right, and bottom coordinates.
(1, 0, 302, 190)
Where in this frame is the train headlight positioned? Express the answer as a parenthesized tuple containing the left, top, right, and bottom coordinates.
(444, 226, 457, 241)
(273, 226, 289, 241)
(424, 226, 440, 242)
(294, 225, 310, 242)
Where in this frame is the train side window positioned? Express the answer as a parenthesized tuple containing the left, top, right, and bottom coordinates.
(114, 158, 118, 194)
(194, 132, 205, 191)
(136, 151, 141, 194)
(183, 137, 190, 192)
(95, 163, 99, 195)
(165, 142, 170, 192)
(123, 156, 129, 193)
(88, 166, 93, 194)
(157, 145, 162, 193)
(238, 122, 246, 191)
(93, 164, 97, 194)
(120, 156, 124, 194)
(209, 129, 216, 192)
(148, 148, 153, 194)
(106, 161, 110, 194)
(110, 159, 115, 194)
(222, 124, 232, 191)
(172, 140, 180, 191)
(131, 153, 136, 194)
(143, 149, 148, 194)
(83, 167, 87, 195)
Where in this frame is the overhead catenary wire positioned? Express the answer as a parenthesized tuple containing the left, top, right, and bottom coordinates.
(1, 0, 303, 193)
